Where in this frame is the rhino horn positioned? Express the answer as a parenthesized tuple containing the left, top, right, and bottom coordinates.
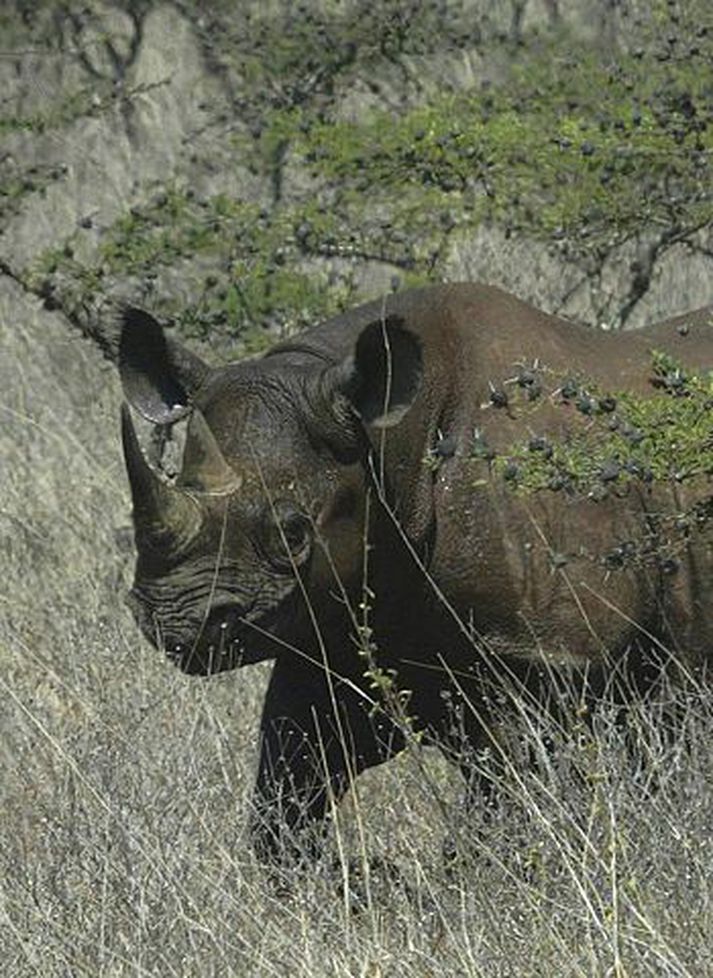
(177, 409, 242, 495)
(121, 404, 201, 551)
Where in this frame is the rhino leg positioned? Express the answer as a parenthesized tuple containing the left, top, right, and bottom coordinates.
(250, 654, 405, 863)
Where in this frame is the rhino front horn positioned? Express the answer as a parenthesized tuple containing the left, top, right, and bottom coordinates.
(120, 404, 201, 552)
(177, 409, 242, 495)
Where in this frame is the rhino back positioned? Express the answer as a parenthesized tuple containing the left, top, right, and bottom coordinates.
(419, 292, 712, 670)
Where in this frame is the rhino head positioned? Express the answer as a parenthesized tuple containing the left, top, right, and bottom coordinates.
(119, 308, 422, 675)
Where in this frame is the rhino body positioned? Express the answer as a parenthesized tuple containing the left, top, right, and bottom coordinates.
(119, 283, 713, 859)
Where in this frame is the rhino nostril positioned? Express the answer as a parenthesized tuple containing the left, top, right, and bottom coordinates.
(125, 590, 154, 634)
(125, 590, 168, 648)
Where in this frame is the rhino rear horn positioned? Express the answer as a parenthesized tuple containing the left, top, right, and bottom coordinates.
(121, 404, 201, 552)
(177, 409, 242, 495)
(119, 307, 209, 424)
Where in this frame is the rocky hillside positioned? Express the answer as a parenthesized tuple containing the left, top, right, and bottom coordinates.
(1, 0, 711, 365)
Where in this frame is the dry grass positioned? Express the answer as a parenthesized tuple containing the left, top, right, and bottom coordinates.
(3, 294, 713, 976)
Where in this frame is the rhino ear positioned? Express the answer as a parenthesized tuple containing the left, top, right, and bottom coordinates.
(337, 314, 422, 428)
(118, 308, 209, 424)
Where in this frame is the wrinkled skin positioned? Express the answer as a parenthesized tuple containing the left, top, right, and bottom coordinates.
(118, 284, 713, 861)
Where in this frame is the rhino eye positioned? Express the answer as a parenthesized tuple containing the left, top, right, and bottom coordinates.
(263, 502, 312, 569)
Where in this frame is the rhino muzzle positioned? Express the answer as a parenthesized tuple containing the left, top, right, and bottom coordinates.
(126, 586, 273, 675)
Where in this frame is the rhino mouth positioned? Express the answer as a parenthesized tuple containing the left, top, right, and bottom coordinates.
(161, 600, 292, 675)
(127, 581, 297, 675)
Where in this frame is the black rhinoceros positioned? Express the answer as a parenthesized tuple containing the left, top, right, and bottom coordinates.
(118, 284, 713, 859)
